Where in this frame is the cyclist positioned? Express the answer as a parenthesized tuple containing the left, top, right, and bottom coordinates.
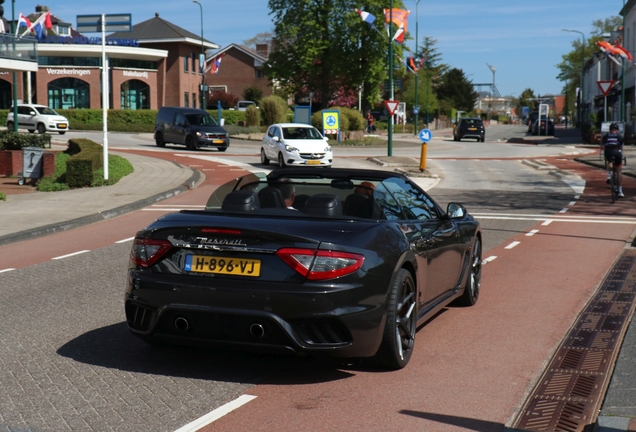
(601, 122, 625, 197)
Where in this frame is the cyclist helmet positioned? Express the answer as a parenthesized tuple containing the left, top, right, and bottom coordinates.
(610, 122, 619, 131)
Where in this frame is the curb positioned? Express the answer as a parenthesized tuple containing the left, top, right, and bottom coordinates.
(0, 169, 201, 247)
(594, 416, 636, 432)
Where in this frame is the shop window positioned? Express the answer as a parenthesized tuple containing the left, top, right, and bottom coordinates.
(48, 78, 90, 109)
(184, 92, 189, 107)
(184, 56, 188, 73)
(121, 79, 150, 110)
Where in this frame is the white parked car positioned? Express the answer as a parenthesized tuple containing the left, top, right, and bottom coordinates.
(261, 123, 332, 168)
(6, 104, 69, 134)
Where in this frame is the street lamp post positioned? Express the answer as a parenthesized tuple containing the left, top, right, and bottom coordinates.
(621, 0, 626, 123)
(193, 0, 205, 110)
(11, 0, 17, 131)
(562, 29, 585, 128)
(486, 63, 496, 122)
(412, 0, 420, 136)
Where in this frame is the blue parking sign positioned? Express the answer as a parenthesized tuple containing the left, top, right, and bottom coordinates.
(419, 128, 432, 143)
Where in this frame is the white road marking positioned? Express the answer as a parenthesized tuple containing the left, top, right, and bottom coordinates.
(526, 230, 539, 236)
(569, 201, 576, 206)
(482, 256, 497, 264)
(0, 268, 16, 273)
(505, 241, 520, 249)
(174, 395, 257, 432)
(559, 208, 568, 213)
(574, 195, 580, 199)
(52, 250, 90, 260)
(542, 220, 553, 226)
(472, 212, 636, 221)
(150, 205, 205, 208)
(115, 237, 135, 244)
(142, 208, 204, 212)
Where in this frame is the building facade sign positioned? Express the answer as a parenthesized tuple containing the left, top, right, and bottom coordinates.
(122, 70, 149, 79)
(42, 36, 140, 46)
(46, 68, 92, 77)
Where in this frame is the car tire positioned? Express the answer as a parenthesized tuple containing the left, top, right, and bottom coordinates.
(59, 131, 66, 135)
(453, 135, 459, 142)
(7, 121, 13, 131)
(373, 268, 416, 369)
(155, 133, 166, 148)
(28, 129, 35, 134)
(37, 123, 46, 134)
(218, 147, 227, 152)
(185, 136, 196, 151)
(480, 136, 485, 142)
(260, 148, 270, 165)
(278, 153, 286, 168)
(454, 237, 481, 307)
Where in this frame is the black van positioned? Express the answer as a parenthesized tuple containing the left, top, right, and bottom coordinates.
(155, 107, 230, 151)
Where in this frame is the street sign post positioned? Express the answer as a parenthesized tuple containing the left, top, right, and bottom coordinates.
(385, 100, 399, 116)
(76, 14, 132, 180)
(597, 81, 615, 123)
(418, 128, 432, 171)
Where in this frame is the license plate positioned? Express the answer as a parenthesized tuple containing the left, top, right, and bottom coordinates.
(184, 255, 261, 276)
(58, 124, 67, 128)
(306, 160, 320, 165)
(468, 127, 477, 130)
(213, 139, 224, 144)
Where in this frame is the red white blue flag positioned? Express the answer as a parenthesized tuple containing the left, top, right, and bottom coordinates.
(355, 8, 376, 25)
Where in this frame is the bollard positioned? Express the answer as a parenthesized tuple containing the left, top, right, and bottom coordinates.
(419, 143, 427, 172)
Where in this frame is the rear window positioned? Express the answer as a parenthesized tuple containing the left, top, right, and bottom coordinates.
(462, 119, 483, 127)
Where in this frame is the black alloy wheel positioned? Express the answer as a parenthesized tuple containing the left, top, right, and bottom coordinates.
(260, 148, 269, 165)
(374, 269, 416, 369)
(185, 136, 196, 151)
(456, 237, 481, 306)
(6, 121, 13, 131)
(155, 133, 165, 147)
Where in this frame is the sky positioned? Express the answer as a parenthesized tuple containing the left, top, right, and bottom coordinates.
(16, 0, 624, 98)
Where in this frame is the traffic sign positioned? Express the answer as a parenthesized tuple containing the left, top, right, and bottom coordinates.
(413, 107, 419, 115)
(597, 80, 615, 97)
(385, 100, 400, 116)
(419, 128, 432, 143)
(77, 14, 132, 32)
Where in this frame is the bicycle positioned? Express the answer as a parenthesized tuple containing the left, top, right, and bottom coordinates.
(605, 155, 627, 203)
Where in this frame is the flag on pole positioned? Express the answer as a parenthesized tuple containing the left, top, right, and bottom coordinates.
(21, 11, 53, 41)
(355, 8, 376, 25)
(206, 53, 226, 74)
(614, 42, 633, 62)
(16, 14, 32, 36)
(384, 9, 409, 43)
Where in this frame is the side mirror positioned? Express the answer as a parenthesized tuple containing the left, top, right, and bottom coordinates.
(446, 203, 466, 219)
(29, 111, 36, 116)
(323, 136, 329, 141)
(272, 136, 280, 142)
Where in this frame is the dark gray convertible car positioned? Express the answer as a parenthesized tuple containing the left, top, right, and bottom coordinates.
(125, 168, 482, 369)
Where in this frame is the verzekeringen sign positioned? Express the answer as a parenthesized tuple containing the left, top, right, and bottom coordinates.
(41, 36, 139, 46)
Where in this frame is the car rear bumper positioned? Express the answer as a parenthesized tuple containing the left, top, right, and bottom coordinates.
(125, 272, 386, 358)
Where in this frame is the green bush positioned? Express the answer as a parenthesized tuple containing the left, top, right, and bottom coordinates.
(260, 95, 288, 126)
(92, 154, 134, 186)
(0, 130, 50, 150)
(37, 152, 70, 192)
(245, 105, 260, 127)
(0, 191, 6, 201)
(242, 85, 263, 105)
(65, 138, 105, 188)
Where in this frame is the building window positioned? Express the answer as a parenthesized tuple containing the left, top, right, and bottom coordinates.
(121, 79, 150, 110)
(191, 53, 196, 74)
(48, 78, 90, 109)
(184, 92, 189, 107)
(184, 56, 188, 72)
(255, 69, 264, 79)
(192, 93, 197, 109)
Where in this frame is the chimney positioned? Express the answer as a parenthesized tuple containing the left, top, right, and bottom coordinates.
(256, 44, 269, 58)
(35, 5, 50, 12)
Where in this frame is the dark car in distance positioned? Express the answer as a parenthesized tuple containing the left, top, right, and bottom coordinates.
(454, 117, 485, 142)
(531, 118, 555, 136)
(154, 107, 229, 151)
(125, 168, 482, 369)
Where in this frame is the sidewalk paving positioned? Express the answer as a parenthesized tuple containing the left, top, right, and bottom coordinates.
(1, 129, 636, 430)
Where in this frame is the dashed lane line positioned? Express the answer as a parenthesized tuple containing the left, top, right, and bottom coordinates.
(526, 230, 540, 236)
(51, 250, 90, 260)
(482, 256, 497, 264)
(0, 268, 15, 273)
(115, 237, 135, 244)
(505, 241, 521, 249)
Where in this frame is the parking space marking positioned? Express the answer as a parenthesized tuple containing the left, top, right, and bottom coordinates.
(115, 237, 135, 244)
(174, 394, 257, 432)
(526, 230, 539, 237)
(52, 250, 90, 260)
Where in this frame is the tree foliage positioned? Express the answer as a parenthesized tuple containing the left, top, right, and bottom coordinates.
(436, 68, 478, 114)
(515, 88, 536, 118)
(265, 0, 404, 112)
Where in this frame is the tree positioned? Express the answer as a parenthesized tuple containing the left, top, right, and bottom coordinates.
(516, 88, 536, 119)
(265, 0, 404, 112)
(242, 32, 274, 50)
(436, 68, 478, 114)
(416, 36, 448, 91)
(242, 85, 264, 105)
(400, 69, 438, 118)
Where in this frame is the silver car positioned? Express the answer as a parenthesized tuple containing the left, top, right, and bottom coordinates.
(260, 123, 333, 168)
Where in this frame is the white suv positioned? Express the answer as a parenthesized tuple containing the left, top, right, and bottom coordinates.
(6, 104, 69, 134)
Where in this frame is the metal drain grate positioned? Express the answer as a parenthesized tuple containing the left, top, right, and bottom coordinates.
(514, 249, 636, 431)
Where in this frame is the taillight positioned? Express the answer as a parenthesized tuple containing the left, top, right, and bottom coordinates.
(131, 238, 173, 268)
(276, 248, 364, 280)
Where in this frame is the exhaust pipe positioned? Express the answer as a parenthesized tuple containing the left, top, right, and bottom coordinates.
(250, 323, 265, 338)
(174, 317, 189, 332)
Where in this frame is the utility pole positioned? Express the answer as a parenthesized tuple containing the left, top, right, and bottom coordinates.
(412, 0, 420, 136)
(193, 0, 206, 110)
(387, 1, 393, 156)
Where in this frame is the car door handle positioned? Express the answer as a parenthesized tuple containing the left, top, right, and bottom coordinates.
(413, 237, 435, 249)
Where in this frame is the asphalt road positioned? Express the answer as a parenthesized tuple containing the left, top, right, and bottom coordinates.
(1, 129, 632, 432)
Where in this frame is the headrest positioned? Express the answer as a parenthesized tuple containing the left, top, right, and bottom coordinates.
(221, 190, 259, 212)
(303, 194, 343, 217)
(344, 193, 372, 218)
(258, 187, 286, 208)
